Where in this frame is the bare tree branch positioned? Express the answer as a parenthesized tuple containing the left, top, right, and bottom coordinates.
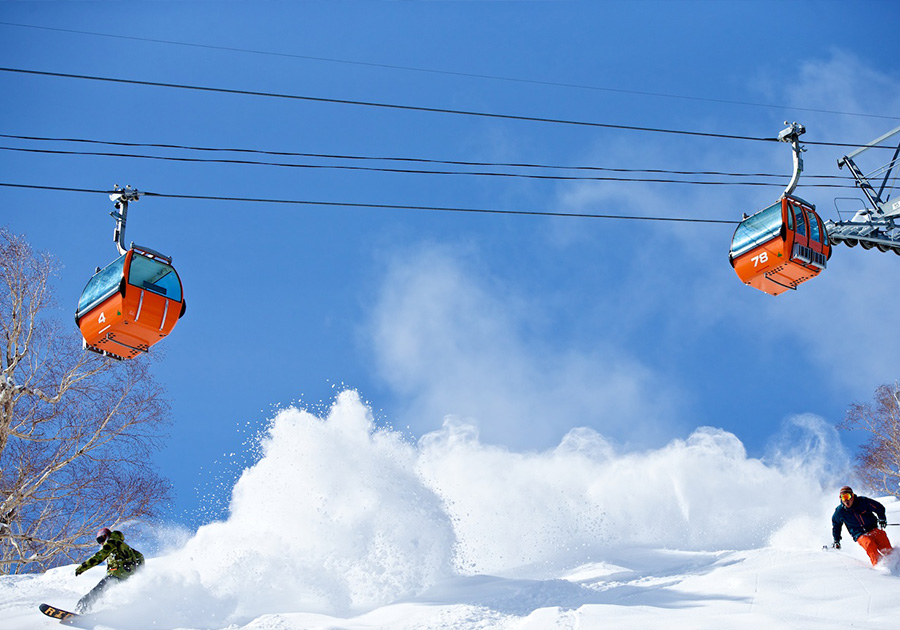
(839, 381, 900, 499)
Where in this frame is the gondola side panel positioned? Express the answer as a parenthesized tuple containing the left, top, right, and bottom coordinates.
(77, 293, 131, 354)
(732, 236, 792, 296)
(123, 290, 181, 343)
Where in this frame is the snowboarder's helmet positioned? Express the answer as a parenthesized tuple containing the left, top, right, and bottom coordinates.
(96, 528, 111, 544)
(839, 486, 853, 496)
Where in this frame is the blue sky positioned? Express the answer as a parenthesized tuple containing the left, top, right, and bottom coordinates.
(1, 1, 899, 528)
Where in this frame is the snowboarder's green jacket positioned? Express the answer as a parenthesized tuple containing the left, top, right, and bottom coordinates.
(75, 530, 144, 579)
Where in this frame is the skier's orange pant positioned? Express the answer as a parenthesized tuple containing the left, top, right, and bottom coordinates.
(856, 529, 892, 565)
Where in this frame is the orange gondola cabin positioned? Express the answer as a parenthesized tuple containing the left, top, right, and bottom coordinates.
(729, 194, 831, 296)
(75, 246, 185, 359)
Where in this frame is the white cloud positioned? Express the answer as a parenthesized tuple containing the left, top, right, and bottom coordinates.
(556, 51, 900, 400)
(368, 243, 684, 449)
(755, 52, 900, 395)
(366, 50, 900, 455)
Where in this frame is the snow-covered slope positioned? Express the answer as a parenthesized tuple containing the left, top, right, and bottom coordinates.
(3, 391, 897, 629)
(3, 542, 898, 629)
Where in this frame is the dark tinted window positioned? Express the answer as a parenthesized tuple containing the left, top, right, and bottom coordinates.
(128, 254, 182, 301)
(730, 202, 782, 258)
(76, 254, 126, 316)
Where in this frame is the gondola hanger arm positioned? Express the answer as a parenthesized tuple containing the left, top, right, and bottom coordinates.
(778, 122, 806, 197)
(109, 184, 143, 256)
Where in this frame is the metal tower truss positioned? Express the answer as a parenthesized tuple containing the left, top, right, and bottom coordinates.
(827, 125, 900, 255)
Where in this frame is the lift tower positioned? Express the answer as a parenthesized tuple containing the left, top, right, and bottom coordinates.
(826, 125, 900, 255)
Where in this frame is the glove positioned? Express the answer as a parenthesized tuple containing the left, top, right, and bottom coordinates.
(832, 541, 841, 549)
(75, 566, 85, 576)
(878, 519, 887, 529)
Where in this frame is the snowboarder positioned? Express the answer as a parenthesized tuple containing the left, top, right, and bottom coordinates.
(831, 486, 893, 566)
(74, 527, 145, 613)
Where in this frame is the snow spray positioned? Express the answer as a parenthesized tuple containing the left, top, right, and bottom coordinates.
(104, 390, 841, 627)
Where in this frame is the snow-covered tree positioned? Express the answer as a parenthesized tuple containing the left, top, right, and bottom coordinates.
(0, 228, 170, 574)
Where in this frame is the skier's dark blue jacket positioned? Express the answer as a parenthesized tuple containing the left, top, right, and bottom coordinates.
(832, 495, 886, 543)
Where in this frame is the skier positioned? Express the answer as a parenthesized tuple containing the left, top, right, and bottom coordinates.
(831, 486, 893, 565)
(74, 527, 145, 613)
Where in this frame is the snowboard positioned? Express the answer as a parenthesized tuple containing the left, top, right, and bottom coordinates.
(39, 603, 82, 626)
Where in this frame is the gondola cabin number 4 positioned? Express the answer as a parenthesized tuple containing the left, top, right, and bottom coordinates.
(74, 186, 187, 360)
(75, 247, 186, 359)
